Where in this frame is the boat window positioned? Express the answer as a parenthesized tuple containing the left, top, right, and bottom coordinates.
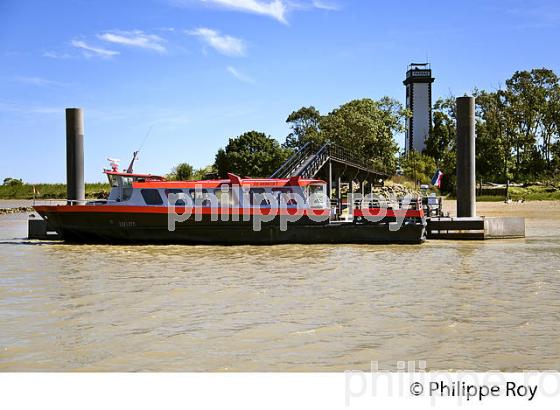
(165, 189, 186, 206)
(141, 189, 164, 205)
(108, 174, 118, 187)
(121, 177, 134, 201)
(249, 188, 270, 206)
(121, 177, 133, 188)
(187, 188, 212, 199)
(307, 184, 327, 208)
(188, 188, 216, 207)
(272, 187, 297, 206)
(216, 185, 236, 207)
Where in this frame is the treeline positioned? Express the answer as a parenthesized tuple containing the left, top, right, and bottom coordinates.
(0, 182, 109, 200)
(170, 97, 406, 180)
(424, 68, 560, 191)
(171, 68, 559, 189)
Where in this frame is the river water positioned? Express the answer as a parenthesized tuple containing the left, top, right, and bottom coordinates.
(1, 200, 559, 371)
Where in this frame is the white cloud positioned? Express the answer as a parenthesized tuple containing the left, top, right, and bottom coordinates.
(15, 76, 63, 87)
(311, 0, 339, 11)
(188, 28, 247, 56)
(71, 40, 119, 58)
(226, 66, 255, 83)
(0, 102, 61, 114)
(98, 30, 167, 53)
(42, 50, 71, 59)
(199, 0, 287, 24)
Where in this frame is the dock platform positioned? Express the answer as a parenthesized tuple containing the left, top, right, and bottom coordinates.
(28, 215, 62, 240)
(427, 216, 525, 240)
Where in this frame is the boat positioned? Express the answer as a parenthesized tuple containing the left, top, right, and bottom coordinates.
(34, 161, 426, 245)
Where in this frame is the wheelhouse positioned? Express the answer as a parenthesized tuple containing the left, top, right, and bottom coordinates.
(104, 170, 166, 203)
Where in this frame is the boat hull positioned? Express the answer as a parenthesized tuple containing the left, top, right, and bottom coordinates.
(35, 207, 426, 245)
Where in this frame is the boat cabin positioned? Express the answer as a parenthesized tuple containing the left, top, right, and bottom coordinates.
(103, 170, 328, 209)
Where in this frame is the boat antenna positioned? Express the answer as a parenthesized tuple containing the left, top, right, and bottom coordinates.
(138, 125, 153, 152)
(126, 126, 153, 174)
(125, 151, 139, 173)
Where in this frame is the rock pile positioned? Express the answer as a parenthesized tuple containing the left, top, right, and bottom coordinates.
(371, 184, 420, 198)
(0, 206, 34, 215)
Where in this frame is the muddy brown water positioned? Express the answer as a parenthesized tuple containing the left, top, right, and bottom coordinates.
(0, 200, 559, 371)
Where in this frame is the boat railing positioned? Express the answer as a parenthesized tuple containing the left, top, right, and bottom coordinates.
(352, 197, 422, 210)
(31, 198, 119, 206)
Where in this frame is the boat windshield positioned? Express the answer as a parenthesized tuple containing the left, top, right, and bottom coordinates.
(107, 174, 118, 187)
(307, 184, 328, 208)
(107, 174, 134, 202)
(121, 177, 133, 201)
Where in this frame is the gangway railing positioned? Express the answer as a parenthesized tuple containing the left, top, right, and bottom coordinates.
(270, 141, 389, 179)
(269, 142, 314, 178)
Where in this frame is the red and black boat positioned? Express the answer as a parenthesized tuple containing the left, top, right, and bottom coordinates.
(34, 164, 426, 245)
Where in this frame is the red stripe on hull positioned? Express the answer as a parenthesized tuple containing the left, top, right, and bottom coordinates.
(353, 209, 424, 218)
(34, 205, 331, 217)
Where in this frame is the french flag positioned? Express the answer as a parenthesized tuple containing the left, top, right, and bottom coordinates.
(431, 170, 444, 188)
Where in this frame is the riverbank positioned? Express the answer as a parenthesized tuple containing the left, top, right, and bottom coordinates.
(448, 185, 560, 202)
(0, 206, 34, 215)
(0, 200, 66, 215)
(443, 199, 560, 220)
(0, 183, 109, 200)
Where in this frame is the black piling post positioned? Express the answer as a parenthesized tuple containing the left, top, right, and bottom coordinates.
(456, 97, 476, 217)
(66, 108, 85, 205)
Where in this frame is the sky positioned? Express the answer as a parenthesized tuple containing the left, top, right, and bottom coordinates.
(1, 0, 560, 183)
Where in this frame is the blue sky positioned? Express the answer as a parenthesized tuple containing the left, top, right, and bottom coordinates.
(1, 0, 560, 182)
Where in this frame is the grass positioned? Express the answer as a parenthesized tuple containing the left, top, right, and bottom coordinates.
(390, 175, 560, 202)
(0, 183, 110, 200)
(449, 185, 560, 202)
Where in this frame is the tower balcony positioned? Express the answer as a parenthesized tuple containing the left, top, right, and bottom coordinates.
(404, 63, 434, 85)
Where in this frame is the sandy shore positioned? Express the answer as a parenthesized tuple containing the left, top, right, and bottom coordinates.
(442, 199, 560, 219)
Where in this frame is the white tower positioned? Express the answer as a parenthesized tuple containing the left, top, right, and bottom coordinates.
(404, 63, 435, 153)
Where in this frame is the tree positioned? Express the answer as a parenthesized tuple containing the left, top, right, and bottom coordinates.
(538, 72, 560, 169)
(192, 165, 217, 180)
(284, 106, 323, 149)
(474, 89, 514, 183)
(504, 68, 559, 179)
(424, 97, 456, 163)
(320, 98, 403, 172)
(168, 163, 194, 181)
(214, 131, 289, 178)
(399, 151, 437, 185)
(3, 177, 23, 186)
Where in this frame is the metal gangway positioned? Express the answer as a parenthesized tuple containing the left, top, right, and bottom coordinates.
(270, 141, 388, 180)
(270, 142, 390, 219)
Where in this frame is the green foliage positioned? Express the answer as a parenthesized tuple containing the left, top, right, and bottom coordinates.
(284, 106, 322, 149)
(422, 68, 560, 189)
(3, 177, 23, 186)
(320, 97, 403, 172)
(399, 151, 437, 185)
(0, 183, 110, 200)
(192, 165, 217, 180)
(438, 149, 456, 194)
(168, 163, 194, 181)
(214, 131, 289, 178)
(424, 97, 455, 163)
(464, 185, 560, 202)
(475, 69, 560, 182)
